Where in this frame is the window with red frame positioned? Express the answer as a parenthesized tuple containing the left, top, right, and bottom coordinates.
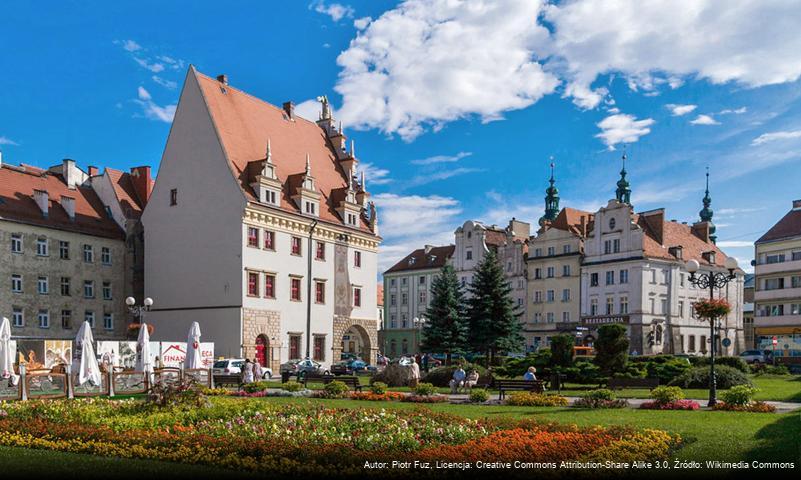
(264, 230, 275, 250)
(289, 335, 301, 360)
(247, 271, 259, 296)
(313, 336, 325, 361)
(354, 250, 362, 267)
(290, 277, 301, 301)
(247, 227, 259, 247)
(353, 287, 361, 307)
(291, 236, 302, 256)
(315, 281, 325, 304)
(316, 241, 325, 260)
(264, 274, 275, 298)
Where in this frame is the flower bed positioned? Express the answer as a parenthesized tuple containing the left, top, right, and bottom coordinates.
(712, 401, 776, 413)
(401, 394, 449, 403)
(505, 392, 569, 407)
(350, 391, 405, 402)
(640, 400, 700, 410)
(0, 398, 680, 473)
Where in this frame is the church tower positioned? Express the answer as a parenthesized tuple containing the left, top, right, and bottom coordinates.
(539, 160, 560, 227)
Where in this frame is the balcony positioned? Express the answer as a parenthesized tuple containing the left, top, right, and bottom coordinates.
(755, 259, 801, 275)
(754, 287, 801, 302)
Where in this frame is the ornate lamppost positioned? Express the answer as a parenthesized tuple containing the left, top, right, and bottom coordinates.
(686, 257, 738, 407)
(125, 296, 154, 323)
(413, 316, 426, 355)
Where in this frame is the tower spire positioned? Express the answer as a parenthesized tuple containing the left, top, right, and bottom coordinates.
(538, 157, 560, 227)
(700, 166, 716, 243)
(615, 149, 632, 205)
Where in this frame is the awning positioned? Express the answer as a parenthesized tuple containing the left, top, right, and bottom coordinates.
(755, 326, 801, 335)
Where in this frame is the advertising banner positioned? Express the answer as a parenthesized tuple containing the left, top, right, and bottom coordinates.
(44, 340, 72, 368)
(96, 341, 119, 368)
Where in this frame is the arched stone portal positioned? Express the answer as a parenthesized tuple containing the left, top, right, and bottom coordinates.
(332, 316, 378, 365)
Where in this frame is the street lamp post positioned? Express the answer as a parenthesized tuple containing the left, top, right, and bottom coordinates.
(686, 257, 738, 407)
(413, 316, 426, 355)
(125, 296, 154, 323)
(305, 220, 318, 360)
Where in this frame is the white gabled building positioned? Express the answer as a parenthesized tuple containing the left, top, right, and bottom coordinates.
(142, 68, 381, 371)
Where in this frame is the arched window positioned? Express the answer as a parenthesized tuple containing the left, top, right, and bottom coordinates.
(390, 340, 397, 356)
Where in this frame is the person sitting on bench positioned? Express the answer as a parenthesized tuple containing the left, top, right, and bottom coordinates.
(464, 369, 479, 390)
(523, 366, 537, 381)
(450, 366, 466, 393)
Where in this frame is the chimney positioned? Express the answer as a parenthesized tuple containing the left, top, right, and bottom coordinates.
(283, 101, 294, 119)
(130, 166, 153, 205)
(88, 166, 98, 177)
(639, 208, 665, 245)
(33, 190, 49, 217)
(424, 245, 434, 254)
(579, 215, 587, 237)
(61, 195, 75, 221)
(691, 221, 711, 243)
(508, 218, 531, 239)
(793, 199, 801, 210)
(216, 74, 228, 85)
(62, 158, 78, 189)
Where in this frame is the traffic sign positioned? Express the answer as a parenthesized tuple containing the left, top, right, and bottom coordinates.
(722, 338, 731, 348)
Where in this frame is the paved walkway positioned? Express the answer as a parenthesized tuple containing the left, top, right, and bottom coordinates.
(446, 393, 801, 413)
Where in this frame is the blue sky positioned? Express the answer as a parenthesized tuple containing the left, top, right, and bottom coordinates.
(2, 1, 801, 273)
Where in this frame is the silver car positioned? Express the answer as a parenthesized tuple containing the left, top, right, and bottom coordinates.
(280, 358, 329, 378)
(739, 350, 768, 364)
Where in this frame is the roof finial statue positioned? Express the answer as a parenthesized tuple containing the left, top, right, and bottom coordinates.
(538, 156, 560, 227)
(305, 153, 311, 175)
(351, 139, 356, 158)
(700, 166, 716, 243)
(360, 170, 366, 192)
(265, 137, 272, 163)
(316, 95, 332, 120)
(615, 147, 632, 205)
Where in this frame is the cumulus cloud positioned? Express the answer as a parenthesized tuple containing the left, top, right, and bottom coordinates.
(332, 0, 801, 141)
(134, 86, 176, 123)
(119, 39, 142, 52)
(666, 104, 697, 116)
(690, 114, 720, 125)
(294, 98, 328, 121)
(751, 129, 801, 146)
(595, 113, 655, 149)
(354, 16, 371, 30)
(358, 162, 392, 185)
(151, 75, 177, 90)
(311, 1, 354, 22)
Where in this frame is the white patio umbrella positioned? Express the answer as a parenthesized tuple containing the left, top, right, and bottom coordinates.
(136, 322, 153, 375)
(1, 317, 19, 386)
(184, 322, 202, 369)
(72, 321, 101, 386)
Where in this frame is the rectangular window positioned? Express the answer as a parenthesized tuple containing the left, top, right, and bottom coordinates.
(289, 335, 301, 360)
(466, 250, 473, 260)
(316, 241, 325, 260)
(264, 230, 275, 250)
(401, 314, 408, 328)
(36, 237, 48, 256)
(390, 315, 397, 328)
(547, 267, 555, 278)
(606, 297, 614, 315)
(353, 287, 362, 307)
(546, 312, 554, 323)
(354, 251, 362, 267)
(170, 188, 178, 206)
(590, 273, 599, 287)
(60, 277, 70, 296)
(563, 244, 571, 254)
(689, 335, 696, 352)
(38, 310, 49, 329)
(37, 276, 49, 295)
(534, 291, 542, 303)
(547, 246, 555, 256)
(291, 236, 302, 256)
(101, 247, 111, 265)
(590, 298, 598, 315)
(313, 336, 325, 361)
(620, 296, 628, 314)
(764, 277, 784, 290)
(534, 248, 542, 257)
(766, 254, 784, 264)
(12, 308, 23, 327)
(661, 299, 668, 314)
(390, 294, 396, 306)
(792, 276, 801, 288)
(793, 251, 801, 261)
(103, 313, 113, 331)
(678, 300, 685, 317)
(535, 268, 542, 279)
(102, 281, 112, 300)
(613, 239, 620, 253)
(247, 272, 259, 296)
(562, 289, 570, 302)
(315, 281, 325, 304)
(606, 271, 615, 285)
(563, 265, 571, 277)
(264, 274, 275, 298)
(419, 290, 427, 304)
(620, 269, 628, 284)
(83, 280, 94, 299)
(419, 276, 426, 285)
(61, 310, 72, 329)
(402, 293, 408, 305)
(290, 277, 301, 301)
(562, 311, 570, 322)
(59, 241, 69, 259)
(247, 227, 259, 247)
(546, 290, 555, 302)
(83, 244, 94, 263)
(11, 233, 22, 253)
(85, 311, 95, 328)
(11, 274, 22, 293)
(604, 240, 612, 254)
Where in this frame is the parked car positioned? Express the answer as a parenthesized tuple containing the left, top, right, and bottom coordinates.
(340, 352, 358, 361)
(331, 359, 368, 375)
(739, 350, 769, 364)
(212, 359, 245, 376)
(280, 358, 329, 378)
(258, 366, 274, 380)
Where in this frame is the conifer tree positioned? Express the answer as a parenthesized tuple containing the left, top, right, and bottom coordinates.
(466, 249, 524, 364)
(420, 265, 468, 366)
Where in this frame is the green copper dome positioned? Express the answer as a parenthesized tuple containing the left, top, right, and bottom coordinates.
(615, 153, 631, 205)
(539, 162, 560, 226)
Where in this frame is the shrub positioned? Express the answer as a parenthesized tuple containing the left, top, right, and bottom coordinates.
(640, 399, 700, 410)
(322, 381, 350, 399)
(505, 392, 569, 407)
(573, 389, 629, 409)
(281, 381, 303, 392)
(243, 381, 271, 393)
(494, 352, 550, 378)
(713, 401, 776, 413)
(414, 382, 438, 396)
(401, 394, 449, 403)
(147, 378, 208, 408)
(754, 365, 790, 376)
(645, 358, 692, 384)
(720, 385, 758, 406)
(563, 361, 604, 384)
(584, 389, 617, 401)
(370, 382, 388, 395)
(549, 335, 574, 368)
(692, 356, 749, 373)
(650, 386, 685, 404)
(423, 364, 488, 387)
(469, 388, 490, 403)
(668, 365, 752, 389)
(594, 324, 629, 375)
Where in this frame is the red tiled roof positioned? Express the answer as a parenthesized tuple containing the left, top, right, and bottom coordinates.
(106, 168, 147, 219)
(640, 217, 730, 268)
(756, 206, 801, 243)
(550, 207, 593, 237)
(484, 229, 508, 247)
(193, 69, 375, 235)
(385, 245, 455, 274)
(0, 164, 124, 239)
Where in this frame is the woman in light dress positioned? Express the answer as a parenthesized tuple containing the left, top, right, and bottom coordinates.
(241, 358, 255, 384)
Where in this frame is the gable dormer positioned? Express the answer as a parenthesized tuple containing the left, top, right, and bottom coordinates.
(333, 167, 361, 228)
(291, 153, 321, 217)
(250, 138, 283, 207)
(355, 170, 369, 206)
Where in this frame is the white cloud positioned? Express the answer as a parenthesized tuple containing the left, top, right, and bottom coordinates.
(354, 16, 371, 30)
(0, 136, 19, 146)
(134, 87, 176, 123)
(311, 1, 355, 22)
(372, 193, 462, 272)
(751, 129, 801, 146)
(294, 98, 333, 122)
(134, 57, 165, 73)
(151, 75, 177, 90)
(666, 104, 697, 116)
(690, 114, 720, 125)
(595, 113, 655, 149)
(407, 167, 483, 188)
(358, 162, 392, 185)
(335, 0, 558, 141)
(716, 240, 754, 248)
(410, 151, 472, 165)
(719, 107, 747, 115)
(120, 39, 142, 52)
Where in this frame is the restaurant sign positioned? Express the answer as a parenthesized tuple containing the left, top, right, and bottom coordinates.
(581, 315, 630, 326)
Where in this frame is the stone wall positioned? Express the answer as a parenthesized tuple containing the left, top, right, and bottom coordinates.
(332, 315, 378, 364)
(242, 307, 281, 372)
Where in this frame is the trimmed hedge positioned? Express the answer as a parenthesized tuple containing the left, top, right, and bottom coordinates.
(668, 365, 752, 389)
(690, 356, 749, 373)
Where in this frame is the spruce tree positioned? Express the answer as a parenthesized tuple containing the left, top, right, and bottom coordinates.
(420, 265, 468, 366)
(594, 324, 630, 375)
(466, 249, 524, 364)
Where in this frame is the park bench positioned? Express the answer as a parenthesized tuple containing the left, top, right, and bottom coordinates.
(607, 377, 660, 390)
(323, 375, 364, 392)
(496, 379, 544, 399)
(213, 374, 242, 388)
(297, 371, 329, 387)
